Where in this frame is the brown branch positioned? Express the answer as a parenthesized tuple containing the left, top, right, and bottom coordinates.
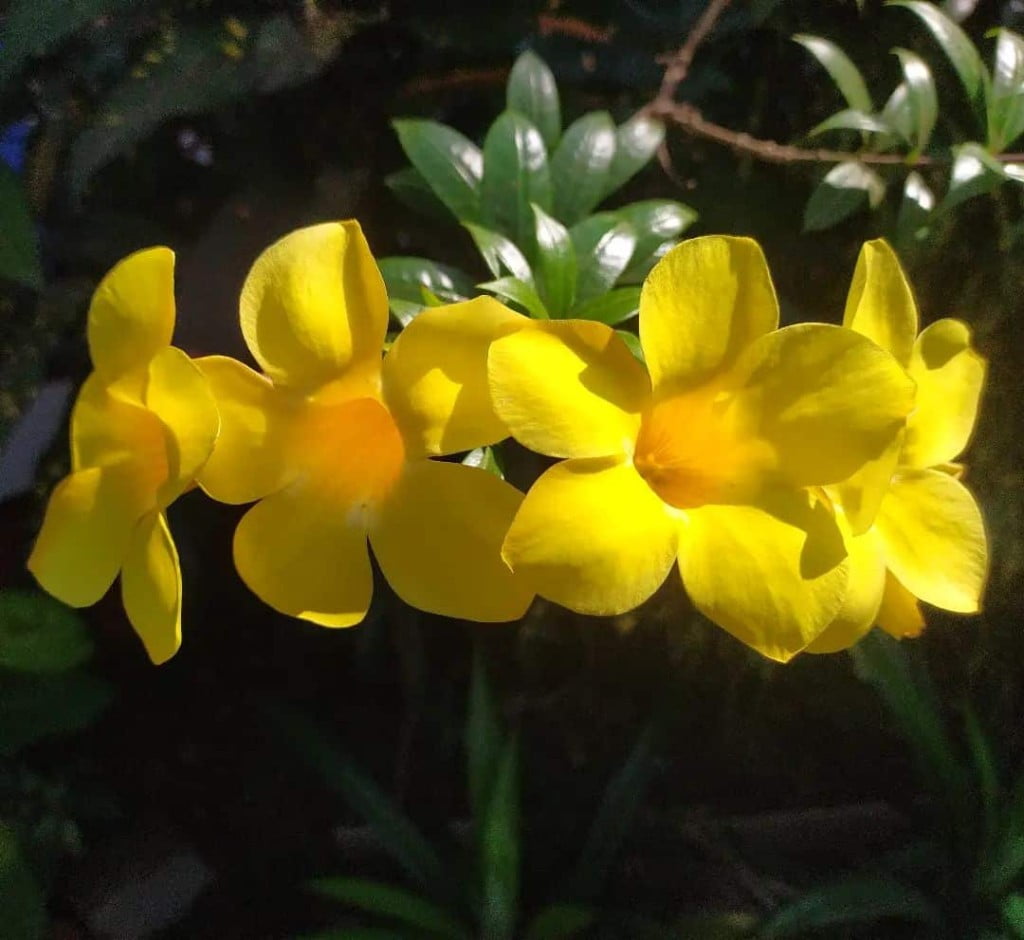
(655, 0, 734, 105)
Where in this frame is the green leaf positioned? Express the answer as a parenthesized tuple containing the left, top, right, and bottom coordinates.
(942, 141, 1014, 211)
(506, 51, 561, 153)
(479, 736, 520, 940)
(263, 704, 449, 897)
(615, 200, 696, 283)
(385, 168, 452, 222)
(616, 330, 645, 363)
(466, 647, 503, 829)
(793, 35, 874, 112)
(310, 877, 471, 939)
(531, 204, 576, 316)
(464, 224, 534, 283)
(809, 109, 894, 136)
(523, 904, 595, 940)
(760, 874, 941, 937)
(881, 82, 917, 146)
(393, 120, 483, 223)
(602, 115, 666, 199)
(0, 590, 92, 673)
(571, 220, 636, 302)
(377, 257, 474, 324)
(0, 823, 45, 940)
(296, 930, 429, 940)
(481, 110, 552, 250)
(1004, 895, 1024, 938)
(462, 447, 505, 480)
(802, 161, 885, 232)
(549, 112, 617, 226)
(893, 48, 938, 153)
(0, 166, 42, 290)
(987, 29, 1024, 151)
(963, 702, 1001, 858)
(0, 672, 113, 756)
(672, 912, 759, 938)
(389, 298, 425, 328)
(569, 288, 641, 325)
(889, 1, 989, 117)
(478, 277, 548, 319)
(895, 171, 936, 244)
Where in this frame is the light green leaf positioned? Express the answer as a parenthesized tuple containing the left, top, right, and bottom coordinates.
(310, 877, 471, 939)
(479, 737, 520, 940)
(987, 29, 1024, 151)
(881, 82, 917, 146)
(895, 171, 935, 244)
(478, 277, 548, 318)
(531, 204, 576, 316)
(893, 48, 938, 153)
(0, 823, 45, 940)
(803, 161, 885, 231)
(481, 110, 552, 250)
(569, 287, 641, 325)
(507, 51, 561, 152)
(0, 590, 92, 673)
(389, 298, 425, 328)
(462, 447, 505, 480)
(377, 257, 474, 324)
(572, 220, 636, 302)
(0, 166, 42, 290)
(523, 904, 595, 940)
(793, 34, 874, 112)
(616, 330, 645, 363)
(602, 115, 666, 198)
(385, 168, 452, 222)
(464, 224, 534, 283)
(549, 112, 616, 225)
(615, 200, 696, 284)
(809, 108, 894, 136)
(393, 120, 483, 223)
(942, 141, 1014, 210)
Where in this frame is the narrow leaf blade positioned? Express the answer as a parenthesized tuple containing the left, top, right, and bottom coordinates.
(602, 115, 666, 198)
(549, 112, 617, 225)
(507, 51, 561, 152)
(532, 203, 577, 316)
(793, 34, 874, 112)
(393, 119, 483, 223)
(569, 287, 641, 325)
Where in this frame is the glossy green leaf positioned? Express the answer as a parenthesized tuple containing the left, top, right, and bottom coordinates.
(572, 220, 636, 302)
(616, 330, 645, 364)
(385, 168, 452, 222)
(895, 171, 936, 244)
(615, 200, 696, 284)
(393, 120, 483, 223)
(310, 877, 471, 939)
(462, 447, 505, 480)
(941, 141, 1014, 211)
(464, 224, 534, 283)
(893, 48, 938, 153)
(549, 112, 617, 226)
(523, 905, 595, 940)
(987, 29, 1024, 151)
(466, 647, 503, 829)
(507, 51, 561, 152)
(803, 161, 885, 231)
(389, 298, 425, 328)
(809, 109, 894, 136)
(569, 287, 641, 325)
(0, 166, 42, 290)
(793, 35, 874, 112)
(602, 115, 666, 198)
(377, 257, 474, 321)
(478, 277, 548, 319)
(481, 110, 552, 250)
(889, 1, 989, 116)
(0, 590, 92, 673)
(881, 82, 917, 145)
(0, 823, 45, 940)
(479, 736, 520, 940)
(531, 204, 576, 316)
(0, 672, 113, 756)
(568, 213, 619, 261)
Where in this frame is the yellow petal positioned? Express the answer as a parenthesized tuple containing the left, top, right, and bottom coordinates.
(842, 239, 918, 367)
(804, 525, 886, 654)
(369, 460, 533, 621)
(737, 324, 915, 488)
(830, 430, 904, 536)
(902, 318, 986, 468)
(876, 572, 926, 639)
(501, 457, 677, 615)
(678, 491, 848, 662)
(145, 347, 220, 504)
(639, 235, 778, 394)
(240, 221, 388, 391)
(121, 511, 181, 664)
(874, 469, 987, 613)
(382, 297, 525, 457)
(87, 247, 176, 380)
(488, 321, 649, 458)
(195, 356, 295, 504)
(27, 463, 157, 607)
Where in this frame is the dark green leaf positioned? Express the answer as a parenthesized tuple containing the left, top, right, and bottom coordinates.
(572, 221, 636, 302)
(1004, 894, 1024, 937)
(478, 277, 548, 318)
(462, 447, 505, 480)
(761, 874, 941, 937)
(393, 120, 483, 223)
(464, 224, 534, 283)
(481, 110, 552, 250)
(0, 590, 92, 673)
(569, 288, 641, 325)
(377, 257, 474, 322)
(0, 823, 45, 940)
(793, 35, 874, 112)
(809, 109, 894, 136)
(0, 672, 112, 756)
(466, 647, 503, 829)
(385, 168, 452, 222)
(532, 204, 576, 316)
(549, 113, 616, 226)
(479, 737, 520, 940)
(941, 142, 1014, 211)
(895, 171, 936, 245)
(893, 48, 938, 153)
(963, 702, 1000, 857)
(523, 904, 595, 940)
(296, 930, 428, 940)
(0, 166, 42, 290)
(987, 29, 1024, 151)
(310, 877, 470, 939)
(507, 51, 561, 152)
(615, 200, 695, 283)
(602, 115, 665, 199)
(672, 912, 759, 938)
(803, 161, 885, 231)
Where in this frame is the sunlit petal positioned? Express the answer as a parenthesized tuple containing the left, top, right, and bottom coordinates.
(240, 221, 388, 391)
(876, 572, 926, 639)
(842, 239, 918, 366)
(502, 457, 677, 615)
(829, 430, 904, 536)
(382, 297, 525, 457)
(639, 235, 778, 394)
(488, 321, 649, 458)
(121, 511, 182, 665)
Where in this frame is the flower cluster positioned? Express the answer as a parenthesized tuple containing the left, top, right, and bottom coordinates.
(28, 223, 988, 664)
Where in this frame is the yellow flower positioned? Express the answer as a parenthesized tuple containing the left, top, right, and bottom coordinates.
(807, 240, 988, 653)
(28, 248, 219, 664)
(195, 221, 532, 625)
(488, 235, 916, 661)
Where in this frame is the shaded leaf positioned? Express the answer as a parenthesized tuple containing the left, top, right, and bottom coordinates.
(532, 204, 576, 316)
(602, 115, 666, 198)
(385, 168, 452, 222)
(987, 29, 1024, 151)
(616, 330, 645, 363)
(803, 161, 885, 231)
(0, 672, 112, 756)
(942, 141, 1014, 210)
(0, 166, 42, 289)
(478, 277, 548, 318)
(523, 904, 595, 940)
(569, 287, 641, 325)
(394, 120, 483, 223)
(549, 113, 616, 226)
(895, 171, 935, 244)
(464, 224, 534, 283)
(809, 109, 894, 136)
(479, 737, 520, 940)
(0, 823, 45, 940)
(893, 48, 938, 153)
(0, 590, 92, 673)
(466, 647, 503, 829)
(507, 51, 561, 152)
(1005, 895, 1024, 938)
(377, 257, 475, 323)
(573, 220, 636, 301)
(615, 200, 696, 284)
(793, 35, 874, 112)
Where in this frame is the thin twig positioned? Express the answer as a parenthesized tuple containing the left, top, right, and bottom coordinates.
(655, 0, 735, 105)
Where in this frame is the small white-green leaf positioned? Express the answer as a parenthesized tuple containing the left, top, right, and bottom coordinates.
(793, 34, 874, 112)
(478, 276, 549, 318)
(615, 200, 696, 284)
(392, 119, 483, 222)
(881, 82, 916, 146)
(464, 223, 534, 283)
(462, 447, 504, 479)
(987, 29, 1024, 151)
(803, 161, 886, 231)
(573, 221, 636, 302)
(896, 171, 936, 243)
(810, 108, 894, 136)
(602, 114, 666, 198)
(550, 112, 617, 225)
(532, 203, 577, 316)
(941, 141, 1014, 210)
(893, 48, 938, 153)
(570, 287, 641, 325)
(507, 50, 561, 152)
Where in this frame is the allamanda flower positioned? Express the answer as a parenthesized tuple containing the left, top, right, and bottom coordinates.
(487, 235, 916, 661)
(28, 248, 219, 664)
(195, 221, 532, 625)
(807, 240, 988, 653)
